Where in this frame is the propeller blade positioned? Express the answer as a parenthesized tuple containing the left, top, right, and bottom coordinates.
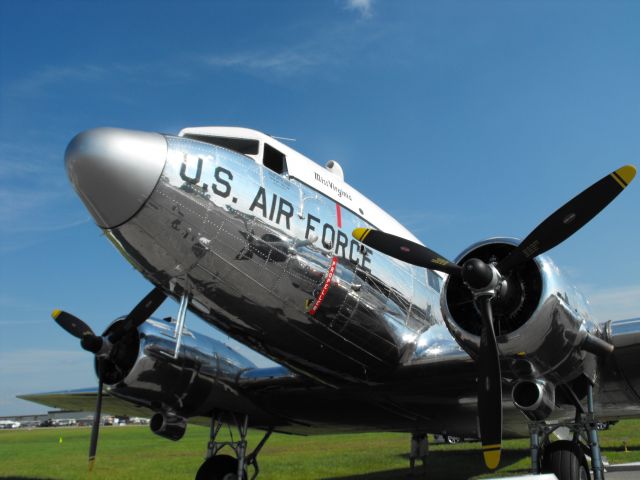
(52, 310, 95, 339)
(109, 287, 166, 342)
(498, 165, 636, 273)
(476, 296, 502, 470)
(88, 376, 104, 472)
(124, 286, 167, 328)
(80, 333, 104, 354)
(352, 228, 462, 276)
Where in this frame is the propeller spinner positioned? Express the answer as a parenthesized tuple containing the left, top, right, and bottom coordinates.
(353, 164, 636, 469)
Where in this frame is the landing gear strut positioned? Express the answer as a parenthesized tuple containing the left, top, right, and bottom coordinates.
(195, 412, 273, 480)
(529, 384, 605, 480)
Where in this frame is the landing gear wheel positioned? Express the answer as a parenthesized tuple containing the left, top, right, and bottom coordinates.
(195, 454, 247, 480)
(445, 435, 461, 444)
(541, 440, 591, 480)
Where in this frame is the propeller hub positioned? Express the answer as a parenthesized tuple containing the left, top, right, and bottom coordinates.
(81, 334, 104, 354)
(462, 258, 498, 291)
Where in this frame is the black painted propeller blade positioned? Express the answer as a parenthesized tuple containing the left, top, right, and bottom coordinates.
(352, 228, 462, 276)
(476, 296, 502, 470)
(109, 287, 167, 342)
(51, 310, 104, 353)
(498, 165, 636, 274)
(52, 288, 165, 472)
(52, 310, 95, 339)
(88, 376, 103, 472)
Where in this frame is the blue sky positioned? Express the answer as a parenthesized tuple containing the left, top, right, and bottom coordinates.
(1, 0, 639, 416)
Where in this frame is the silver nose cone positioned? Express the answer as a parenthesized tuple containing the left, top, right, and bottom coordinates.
(65, 128, 167, 228)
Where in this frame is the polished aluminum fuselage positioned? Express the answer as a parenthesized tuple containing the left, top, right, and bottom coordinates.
(107, 136, 446, 384)
(77, 133, 640, 436)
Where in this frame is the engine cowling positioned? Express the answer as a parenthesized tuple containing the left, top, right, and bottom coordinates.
(441, 238, 600, 388)
(95, 317, 257, 419)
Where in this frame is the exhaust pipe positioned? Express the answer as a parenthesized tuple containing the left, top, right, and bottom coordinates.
(512, 380, 555, 421)
(150, 413, 187, 441)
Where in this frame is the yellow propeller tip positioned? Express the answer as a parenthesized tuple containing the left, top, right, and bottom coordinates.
(51, 309, 62, 319)
(482, 443, 501, 470)
(483, 449, 501, 470)
(352, 228, 370, 242)
(616, 165, 636, 185)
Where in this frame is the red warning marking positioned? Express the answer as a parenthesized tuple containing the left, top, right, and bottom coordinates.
(336, 203, 342, 228)
(308, 256, 338, 316)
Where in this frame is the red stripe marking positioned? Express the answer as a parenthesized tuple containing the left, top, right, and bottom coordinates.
(309, 256, 338, 316)
(336, 203, 342, 228)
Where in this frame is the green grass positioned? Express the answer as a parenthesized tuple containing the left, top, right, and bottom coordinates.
(1, 420, 640, 479)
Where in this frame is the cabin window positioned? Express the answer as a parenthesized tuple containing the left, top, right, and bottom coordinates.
(263, 143, 287, 174)
(183, 134, 260, 155)
(427, 270, 441, 292)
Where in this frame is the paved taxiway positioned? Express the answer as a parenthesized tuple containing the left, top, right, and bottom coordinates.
(490, 463, 640, 480)
(604, 462, 640, 479)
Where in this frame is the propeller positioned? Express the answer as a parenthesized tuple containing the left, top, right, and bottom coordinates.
(349, 229, 462, 276)
(51, 286, 167, 471)
(353, 164, 636, 469)
(52, 310, 94, 339)
(497, 165, 637, 274)
(108, 287, 167, 343)
(88, 371, 103, 472)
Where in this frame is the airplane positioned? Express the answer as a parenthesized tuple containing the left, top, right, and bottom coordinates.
(0, 420, 21, 429)
(19, 125, 639, 480)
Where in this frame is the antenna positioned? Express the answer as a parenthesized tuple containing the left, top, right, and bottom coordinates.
(270, 135, 297, 143)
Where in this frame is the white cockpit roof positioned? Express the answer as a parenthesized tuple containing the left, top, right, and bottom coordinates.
(178, 126, 420, 243)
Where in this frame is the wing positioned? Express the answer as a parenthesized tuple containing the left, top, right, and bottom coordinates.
(599, 317, 640, 419)
(18, 366, 307, 430)
(19, 387, 156, 420)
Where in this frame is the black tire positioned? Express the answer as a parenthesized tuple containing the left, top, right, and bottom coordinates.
(195, 454, 247, 480)
(541, 440, 591, 480)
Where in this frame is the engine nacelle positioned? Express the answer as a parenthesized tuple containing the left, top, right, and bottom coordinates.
(95, 317, 257, 418)
(442, 238, 601, 387)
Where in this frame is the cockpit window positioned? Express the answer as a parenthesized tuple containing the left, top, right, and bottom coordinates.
(183, 134, 260, 155)
(263, 143, 287, 175)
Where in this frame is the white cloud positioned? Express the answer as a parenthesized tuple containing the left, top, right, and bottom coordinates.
(345, 0, 373, 18)
(0, 140, 90, 252)
(201, 13, 391, 78)
(0, 188, 65, 224)
(7, 8, 385, 93)
(204, 50, 321, 76)
(0, 185, 89, 253)
(9, 65, 107, 96)
(0, 141, 61, 176)
(584, 284, 640, 322)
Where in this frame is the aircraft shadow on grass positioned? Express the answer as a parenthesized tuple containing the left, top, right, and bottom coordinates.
(322, 447, 530, 480)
